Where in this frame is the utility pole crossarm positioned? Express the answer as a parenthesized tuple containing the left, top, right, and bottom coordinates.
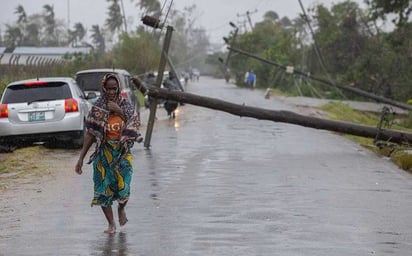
(237, 9, 257, 30)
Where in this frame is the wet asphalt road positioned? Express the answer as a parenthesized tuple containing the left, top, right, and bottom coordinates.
(1, 77, 412, 255)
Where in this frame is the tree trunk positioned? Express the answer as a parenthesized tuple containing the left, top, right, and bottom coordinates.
(132, 81, 412, 145)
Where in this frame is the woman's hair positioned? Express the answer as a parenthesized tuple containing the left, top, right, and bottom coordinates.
(101, 73, 120, 87)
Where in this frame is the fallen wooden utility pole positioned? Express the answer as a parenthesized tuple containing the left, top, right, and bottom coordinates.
(132, 82, 412, 145)
(228, 46, 412, 111)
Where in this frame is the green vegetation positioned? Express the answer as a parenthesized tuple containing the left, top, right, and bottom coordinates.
(318, 101, 412, 172)
(320, 102, 379, 126)
(226, 1, 412, 103)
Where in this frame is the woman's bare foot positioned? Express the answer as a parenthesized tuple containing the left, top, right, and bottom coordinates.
(118, 207, 128, 226)
(104, 224, 116, 234)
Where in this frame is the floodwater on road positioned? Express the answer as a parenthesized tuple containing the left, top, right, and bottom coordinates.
(1, 77, 412, 256)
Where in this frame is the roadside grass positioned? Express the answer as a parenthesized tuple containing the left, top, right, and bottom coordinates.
(0, 146, 51, 190)
(319, 102, 412, 172)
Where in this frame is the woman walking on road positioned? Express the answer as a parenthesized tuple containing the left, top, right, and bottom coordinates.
(75, 73, 142, 234)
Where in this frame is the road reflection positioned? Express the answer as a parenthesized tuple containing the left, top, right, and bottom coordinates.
(93, 232, 128, 256)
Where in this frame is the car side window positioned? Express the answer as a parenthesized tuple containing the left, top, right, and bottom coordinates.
(73, 81, 85, 98)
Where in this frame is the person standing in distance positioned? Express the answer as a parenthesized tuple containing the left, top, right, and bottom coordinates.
(75, 73, 142, 234)
(246, 69, 257, 89)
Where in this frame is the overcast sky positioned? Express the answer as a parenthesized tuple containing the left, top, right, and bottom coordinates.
(0, 0, 365, 45)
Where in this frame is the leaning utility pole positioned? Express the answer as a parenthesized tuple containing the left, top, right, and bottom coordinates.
(224, 22, 239, 69)
(141, 16, 174, 148)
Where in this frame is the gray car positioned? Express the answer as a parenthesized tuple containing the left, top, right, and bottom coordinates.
(0, 77, 92, 148)
(75, 68, 140, 113)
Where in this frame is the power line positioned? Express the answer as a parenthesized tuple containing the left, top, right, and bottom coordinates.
(237, 9, 258, 31)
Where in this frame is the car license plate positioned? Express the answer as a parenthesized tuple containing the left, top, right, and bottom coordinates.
(29, 111, 45, 121)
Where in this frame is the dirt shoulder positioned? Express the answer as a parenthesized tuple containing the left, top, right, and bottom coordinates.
(0, 146, 80, 191)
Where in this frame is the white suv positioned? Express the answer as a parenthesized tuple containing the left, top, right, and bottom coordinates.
(0, 77, 91, 148)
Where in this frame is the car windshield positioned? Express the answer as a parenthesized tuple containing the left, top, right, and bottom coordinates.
(76, 72, 106, 92)
(2, 82, 72, 104)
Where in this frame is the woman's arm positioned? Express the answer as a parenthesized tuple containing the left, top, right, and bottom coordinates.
(75, 131, 95, 175)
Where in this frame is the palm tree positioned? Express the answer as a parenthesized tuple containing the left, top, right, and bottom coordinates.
(67, 29, 77, 46)
(90, 25, 105, 53)
(15, 5, 27, 24)
(106, 0, 123, 34)
(14, 5, 28, 45)
(133, 0, 162, 17)
(74, 22, 86, 43)
(43, 4, 57, 45)
(4, 24, 22, 47)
